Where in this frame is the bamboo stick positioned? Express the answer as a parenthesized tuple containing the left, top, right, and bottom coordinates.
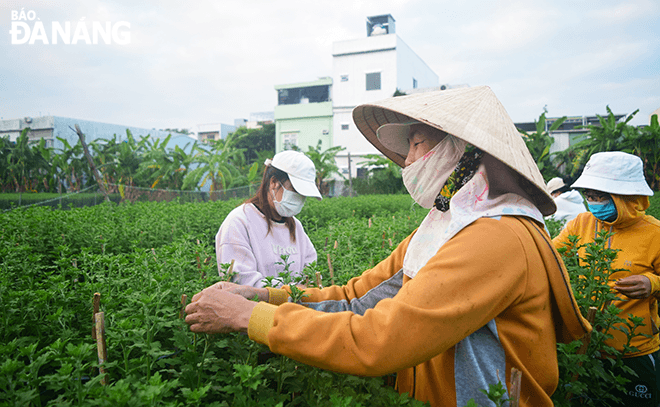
(179, 294, 187, 319)
(509, 368, 522, 407)
(326, 254, 335, 286)
(94, 312, 108, 385)
(315, 272, 323, 289)
(576, 307, 597, 355)
(368, 218, 372, 228)
(601, 299, 612, 312)
(333, 240, 338, 249)
(92, 293, 100, 340)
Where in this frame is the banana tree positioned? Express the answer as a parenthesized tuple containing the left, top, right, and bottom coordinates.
(622, 113, 660, 191)
(34, 138, 55, 192)
(301, 140, 345, 196)
(182, 133, 246, 200)
(570, 107, 638, 170)
(0, 136, 12, 191)
(90, 129, 150, 192)
(5, 129, 51, 203)
(56, 137, 88, 192)
(518, 112, 567, 181)
(357, 153, 404, 194)
(138, 135, 196, 190)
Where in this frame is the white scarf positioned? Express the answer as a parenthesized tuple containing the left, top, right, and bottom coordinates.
(402, 135, 467, 209)
(402, 163, 545, 278)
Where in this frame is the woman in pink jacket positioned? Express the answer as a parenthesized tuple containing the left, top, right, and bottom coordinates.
(215, 150, 321, 287)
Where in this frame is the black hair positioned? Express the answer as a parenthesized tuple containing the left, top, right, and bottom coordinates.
(246, 165, 296, 241)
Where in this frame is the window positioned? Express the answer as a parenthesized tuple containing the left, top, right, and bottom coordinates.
(341, 124, 349, 131)
(366, 72, 381, 91)
(282, 133, 298, 150)
(413, 78, 418, 89)
(340, 75, 349, 82)
(277, 85, 330, 105)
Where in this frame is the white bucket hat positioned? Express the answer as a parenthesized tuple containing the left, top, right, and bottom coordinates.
(546, 177, 566, 194)
(269, 151, 322, 199)
(352, 85, 556, 216)
(571, 151, 653, 196)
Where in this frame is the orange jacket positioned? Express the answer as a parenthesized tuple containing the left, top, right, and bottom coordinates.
(249, 216, 590, 406)
(553, 194, 660, 356)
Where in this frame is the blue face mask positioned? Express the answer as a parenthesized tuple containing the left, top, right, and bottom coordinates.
(587, 198, 618, 222)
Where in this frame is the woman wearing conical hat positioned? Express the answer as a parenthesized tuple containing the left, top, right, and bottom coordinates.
(185, 86, 591, 407)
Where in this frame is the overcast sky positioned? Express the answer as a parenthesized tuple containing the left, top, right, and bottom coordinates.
(2, 0, 659, 134)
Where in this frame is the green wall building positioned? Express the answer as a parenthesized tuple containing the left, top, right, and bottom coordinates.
(274, 77, 333, 153)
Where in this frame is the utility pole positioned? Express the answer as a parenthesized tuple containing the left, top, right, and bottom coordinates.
(347, 151, 353, 197)
(72, 125, 110, 202)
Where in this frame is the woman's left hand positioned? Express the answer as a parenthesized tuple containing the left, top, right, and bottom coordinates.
(614, 275, 652, 299)
(184, 287, 257, 334)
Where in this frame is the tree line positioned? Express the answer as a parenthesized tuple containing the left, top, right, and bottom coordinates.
(522, 108, 659, 190)
(0, 108, 657, 200)
(0, 124, 281, 196)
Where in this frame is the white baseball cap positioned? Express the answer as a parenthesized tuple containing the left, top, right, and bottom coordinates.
(268, 151, 322, 199)
(571, 151, 653, 196)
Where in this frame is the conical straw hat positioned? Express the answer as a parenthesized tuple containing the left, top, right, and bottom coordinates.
(352, 85, 556, 216)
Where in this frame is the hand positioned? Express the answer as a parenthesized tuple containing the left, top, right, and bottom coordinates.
(202, 281, 269, 302)
(185, 287, 257, 334)
(614, 275, 652, 299)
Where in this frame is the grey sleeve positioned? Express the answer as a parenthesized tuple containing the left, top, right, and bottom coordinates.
(304, 269, 404, 315)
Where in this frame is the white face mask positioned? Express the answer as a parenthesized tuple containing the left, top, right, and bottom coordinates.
(272, 181, 306, 217)
(402, 135, 467, 209)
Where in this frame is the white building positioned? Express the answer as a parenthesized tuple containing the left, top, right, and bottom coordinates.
(0, 115, 195, 152)
(234, 111, 274, 130)
(193, 122, 237, 143)
(274, 15, 441, 184)
(332, 15, 439, 164)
